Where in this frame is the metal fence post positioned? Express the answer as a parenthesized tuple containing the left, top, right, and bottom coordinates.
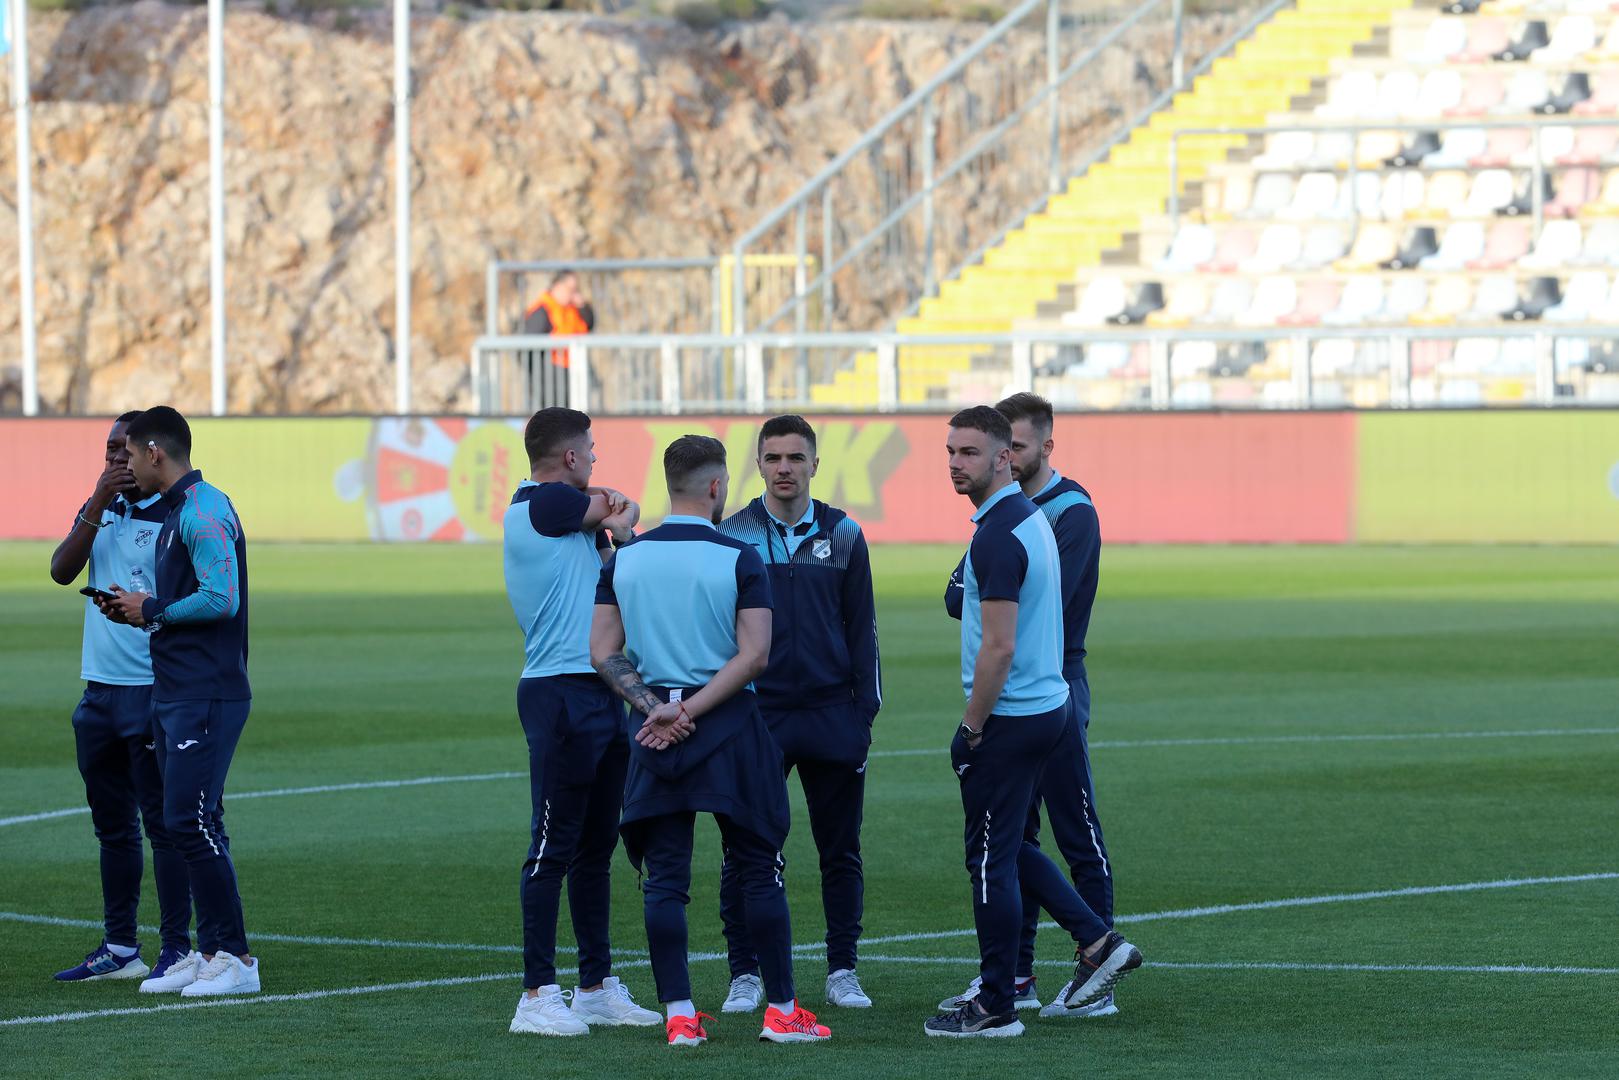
(1292, 336, 1312, 407)
(1012, 339, 1034, 392)
(1172, 0, 1184, 91)
(1531, 127, 1544, 235)
(731, 249, 748, 336)
(1047, 0, 1062, 194)
(1534, 332, 1554, 404)
(470, 344, 484, 415)
(570, 344, 591, 412)
(821, 187, 835, 330)
(1149, 338, 1171, 408)
(486, 262, 501, 337)
(1390, 335, 1410, 408)
(660, 340, 681, 415)
(744, 340, 767, 412)
(877, 341, 899, 412)
(1168, 133, 1180, 230)
(1347, 144, 1360, 235)
(922, 97, 939, 297)
(794, 202, 809, 338)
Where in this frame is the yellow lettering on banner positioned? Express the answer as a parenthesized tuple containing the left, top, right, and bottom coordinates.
(635, 419, 906, 524)
(636, 422, 712, 522)
(812, 421, 902, 511)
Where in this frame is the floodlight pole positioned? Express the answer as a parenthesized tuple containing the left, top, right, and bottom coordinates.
(208, 0, 226, 416)
(12, 0, 38, 416)
(393, 0, 412, 415)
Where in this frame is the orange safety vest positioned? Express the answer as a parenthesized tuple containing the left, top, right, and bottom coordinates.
(524, 291, 590, 369)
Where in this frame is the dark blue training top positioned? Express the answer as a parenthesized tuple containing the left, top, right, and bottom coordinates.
(140, 470, 251, 702)
(718, 498, 881, 720)
(1029, 470, 1100, 681)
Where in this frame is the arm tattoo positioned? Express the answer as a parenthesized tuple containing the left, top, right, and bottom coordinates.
(596, 654, 660, 716)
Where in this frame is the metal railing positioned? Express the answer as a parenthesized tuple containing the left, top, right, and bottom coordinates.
(470, 327, 1619, 416)
(725, 0, 1278, 337)
(1168, 117, 1619, 234)
(484, 255, 817, 342)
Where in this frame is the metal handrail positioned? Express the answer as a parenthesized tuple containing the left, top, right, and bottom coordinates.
(471, 327, 1617, 415)
(728, 0, 1200, 335)
(1167, 116, 1619, 233)
(475, 327, 1619, 350)
(917, 0, 1290, 324)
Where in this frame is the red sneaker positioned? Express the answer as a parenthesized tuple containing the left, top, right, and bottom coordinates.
(759, 1002, 831, 1043)
(666, 1011, 713, 1048)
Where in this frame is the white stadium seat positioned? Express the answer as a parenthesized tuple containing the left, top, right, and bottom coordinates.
(1519, 219, 1583, 269)
(1065, 276, 1129, 327)
(1532, 15, 1595, 62)
(1158, 225, 1217, 272)
(1542, 270, 1608, 321)
(1423, 128, 1488, 168)
(1419, 221, 1486, 269)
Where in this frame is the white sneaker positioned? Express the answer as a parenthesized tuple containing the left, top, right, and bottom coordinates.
(938, 974, 1041, 1012)
(825, 968, 872, 1008)
(1041, 990, 1119, 1019)
(721, 973, 764, 1014)
(140, 950, 203, 994)
(569, 976, 662, 1027)
(510, 986, 589, 1036)
(179, 952, 261, 998)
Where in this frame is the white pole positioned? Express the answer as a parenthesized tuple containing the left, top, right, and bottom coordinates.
(12, 0, 38, 416)
(208, 0, 226, 415)
(393, 0, 411, 415)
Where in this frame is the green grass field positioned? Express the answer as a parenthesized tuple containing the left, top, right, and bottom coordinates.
(2, 542, 1617, 1078)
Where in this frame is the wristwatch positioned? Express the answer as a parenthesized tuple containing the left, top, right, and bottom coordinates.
(958, 722, 983, 741)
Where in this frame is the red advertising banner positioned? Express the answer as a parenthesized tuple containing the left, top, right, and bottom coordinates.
(0, 413, 1357, 544)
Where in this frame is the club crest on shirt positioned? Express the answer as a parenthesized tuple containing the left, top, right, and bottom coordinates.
(135, 529, 156, 548)
(812, 539, 831, 561)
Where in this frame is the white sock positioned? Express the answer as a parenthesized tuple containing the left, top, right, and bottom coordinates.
(667, 999, 695, 1020)
(106, 943, 138, 958)
(769, 999, 795, 1014)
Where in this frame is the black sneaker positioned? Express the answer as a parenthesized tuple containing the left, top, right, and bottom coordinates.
(923, 1001, 1025, 1039)
(1054, 931, 1143, 1012)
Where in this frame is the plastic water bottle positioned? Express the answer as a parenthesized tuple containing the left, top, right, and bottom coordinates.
(127, 567, 158, 634)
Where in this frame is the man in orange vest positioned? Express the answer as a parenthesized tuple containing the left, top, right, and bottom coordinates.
(523, 271, 596, 406)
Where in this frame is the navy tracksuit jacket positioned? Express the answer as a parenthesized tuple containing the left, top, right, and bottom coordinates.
(716, 497, 882, 975)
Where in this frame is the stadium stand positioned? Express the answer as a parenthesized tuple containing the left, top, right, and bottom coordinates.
(812, 0, 1619, 409)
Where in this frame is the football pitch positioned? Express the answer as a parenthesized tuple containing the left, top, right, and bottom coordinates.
(2, 541, 1616, 1078)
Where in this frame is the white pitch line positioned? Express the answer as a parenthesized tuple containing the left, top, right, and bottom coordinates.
(0, 772, 525, 829)
(6, 727, 1616, 829)
(853, 954, 1619, 976)
(0, 950, 726, 1028)
(810, 872, 1619, 950)
(867, 726, 1619, 760)
(8, 873, 1613, 959)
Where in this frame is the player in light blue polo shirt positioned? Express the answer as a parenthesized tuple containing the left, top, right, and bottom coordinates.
(47, 411, 194, 989)
(502, 407, 661, 1037)
(927, 407, 1141, 1040)
(591, 434, 831, 1047)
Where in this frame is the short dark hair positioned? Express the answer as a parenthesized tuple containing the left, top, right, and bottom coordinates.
(524, 407, 591, 466)
(663, 434, 728, 495)
(995, 392, 1054, 435)
(550, 269, 577, 289)
(948, 405, 1011, 448)
(125, 406, 191, 460)
(114, 410, 143, 425)
(757, 414, 816, 456)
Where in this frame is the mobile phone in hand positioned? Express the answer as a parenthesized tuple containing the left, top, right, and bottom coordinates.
(79, 586, 119, 603)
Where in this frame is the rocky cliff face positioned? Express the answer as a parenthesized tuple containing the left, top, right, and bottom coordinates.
(0, 3, 1205, 414)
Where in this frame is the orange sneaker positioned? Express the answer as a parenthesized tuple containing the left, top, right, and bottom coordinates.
(759, 1002, 831, 1043)
(666, 1011, 712, 1048)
